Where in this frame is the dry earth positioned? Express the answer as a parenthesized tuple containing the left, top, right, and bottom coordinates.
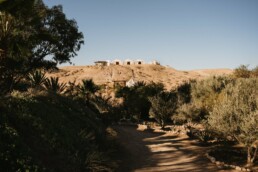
(47, 64, 232, 90)
(113, 125, 237, 172)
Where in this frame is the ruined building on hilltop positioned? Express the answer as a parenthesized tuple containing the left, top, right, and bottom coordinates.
(94, 59, 160, 66)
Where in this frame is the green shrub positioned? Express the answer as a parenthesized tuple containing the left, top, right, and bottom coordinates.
(28, 70, 46, 88)
(44, 77, 66, 94)
(173, 103, 202, 124)
(208, 78, 258, 166)
(149, 91, 177, 129)
(0, 90, 114, 171)
(188, 76, 232, 121)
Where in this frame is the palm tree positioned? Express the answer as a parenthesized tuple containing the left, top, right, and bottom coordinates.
(79, 79, 99, 94)
(44, 77, 66, 94)
(28, 70, 46, 87)
(79, 79, 99, 102)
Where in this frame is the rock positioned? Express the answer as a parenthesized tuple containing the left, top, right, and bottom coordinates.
(218, 165, 223, 169)
(230, 165, 236, 168)
(242, 168, 251, 172)
(215, 161, 221, 166)
(235, 166, 241, 171)
(210, 157, 216, 163)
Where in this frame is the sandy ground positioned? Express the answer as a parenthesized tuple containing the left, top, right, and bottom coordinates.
(113, 125, 237, 172)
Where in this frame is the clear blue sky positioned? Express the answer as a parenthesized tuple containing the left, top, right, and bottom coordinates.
(44, 0, 258, 70)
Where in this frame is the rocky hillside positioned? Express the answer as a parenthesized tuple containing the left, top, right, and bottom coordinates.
(47, 64, 233, 90)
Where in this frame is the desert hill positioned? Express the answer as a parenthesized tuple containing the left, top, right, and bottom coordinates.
(47, 64, 233, 90)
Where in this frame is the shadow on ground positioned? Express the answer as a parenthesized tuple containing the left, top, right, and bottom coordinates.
(113, 125, 236, 172)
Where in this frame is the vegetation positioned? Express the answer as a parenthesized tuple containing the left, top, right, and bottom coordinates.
(0, 1, 119, 171)
(79, 79, 100, 103)
(28, 70, 47, 88)
(233, 65, 258, 78)
(172, 76, 232, 123)
(149, 91, 177, 129)
(0, 0, 257, 170)
(0, 90, 115, 171)
(115, 81, 164, 121)
(44, 77, 66, 94)
(208, 78, 258, 166)
(0, 0, 83, 93)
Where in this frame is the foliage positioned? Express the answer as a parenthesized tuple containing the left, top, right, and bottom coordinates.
(172, 103, 202, 124)
(251, 66, 258, 77)
(44, 77, 66, 94)
(115, 81, 164, 121)
(149, 91, 177, 128)
(207, 78, 258, 166)
(0, 90, 114, 171)
(233, 65, 258, 78)
(189, 76, 232, 121)
(176, 81, 192, 105)
(233, 65, 251, 78)
(0, 0, 84, 93)
(195, 130, 214, 143)
(79, 79, 99, 96)
(28, 70, 46, 87)
(64, 80, 79, 97)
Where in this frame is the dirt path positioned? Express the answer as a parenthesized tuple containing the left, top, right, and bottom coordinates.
(113, 125, 236, 172)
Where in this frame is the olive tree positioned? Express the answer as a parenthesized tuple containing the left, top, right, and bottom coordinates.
(174, 76, 231, 123)
(149, 91, 177, 129)
(208, 78, 258, 166)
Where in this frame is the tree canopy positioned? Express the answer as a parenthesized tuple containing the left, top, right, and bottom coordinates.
(0, 0, 84, 93)
(149, 91, 178, 128)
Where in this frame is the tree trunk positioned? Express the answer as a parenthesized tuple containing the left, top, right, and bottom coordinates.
(247, 147, 252, 166)
(251, 147, 257, 164)
(161, 120, 165, 130)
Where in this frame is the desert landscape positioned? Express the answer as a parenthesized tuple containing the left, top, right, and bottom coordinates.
(47, 63, 233, 90)
(1, 0, 257, 172)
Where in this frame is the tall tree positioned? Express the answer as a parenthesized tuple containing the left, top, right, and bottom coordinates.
(0, 0, 84, 93)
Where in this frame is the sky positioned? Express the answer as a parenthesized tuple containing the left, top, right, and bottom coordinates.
(44, 0, 258, 70)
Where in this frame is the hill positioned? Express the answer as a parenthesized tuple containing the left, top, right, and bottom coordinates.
(47, 64, 233, 90)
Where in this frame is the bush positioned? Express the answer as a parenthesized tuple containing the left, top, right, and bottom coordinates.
(173, 103, 202, 124)
(115, 82, 165, 121)
(233, 65, 251, 78)
(44, 77, 66, 94)
(233, 65, 258, 78)
(188, 76, 232, 120)
(208, 78, 258, 166)
(0, 90, 114, 171)
(149, 91, 177, 129)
